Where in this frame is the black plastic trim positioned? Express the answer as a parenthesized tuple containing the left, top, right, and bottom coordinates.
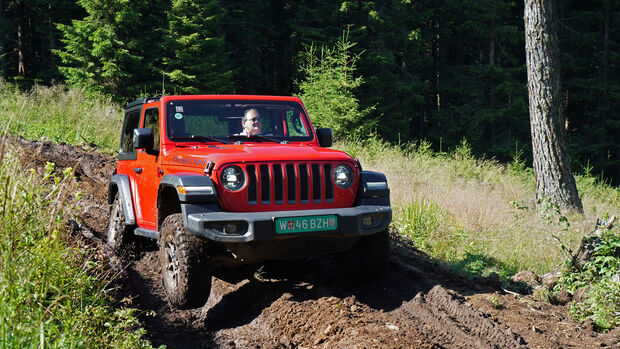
(160, 174, 218, 203)
(316, 128, 333, 147)
(355, 171, 391, 207)
(134, 227, 158, 239)
(125, 96, 161, 109)
(108, 174, 136, 225)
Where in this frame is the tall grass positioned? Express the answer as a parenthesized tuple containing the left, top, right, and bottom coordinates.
(0, 82, 121, 153)
(0, 144, 153, 348)
(338, 137, 620, 277)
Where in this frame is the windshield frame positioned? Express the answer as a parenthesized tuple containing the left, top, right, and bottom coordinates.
(163, 98, 315, 144)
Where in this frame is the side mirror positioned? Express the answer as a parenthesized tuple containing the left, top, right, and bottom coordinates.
(316, 128, 332, 147)
(133, 128, 154, 150)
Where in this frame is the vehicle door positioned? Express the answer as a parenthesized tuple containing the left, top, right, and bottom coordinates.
(134, 104, 162, 230)
(117, 106, 141, 221)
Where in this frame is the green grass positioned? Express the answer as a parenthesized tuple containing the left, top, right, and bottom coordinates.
(0, 144, 154, 348)
(0, 82, 121, 153)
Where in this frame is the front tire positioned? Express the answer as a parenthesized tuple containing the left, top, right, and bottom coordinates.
(338, 229, 389, 280)
(107, 192, 133, 252)
(159, 214, 211, 309)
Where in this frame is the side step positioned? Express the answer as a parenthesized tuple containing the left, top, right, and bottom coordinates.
(134, 228, 159, 240)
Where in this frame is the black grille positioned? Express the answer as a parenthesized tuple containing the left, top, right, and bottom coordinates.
(311, 164, 321, 202)
(324, 164, 333, 200)
(260, 164, 270, 203)
(247, 165, 257, 203)
(299, 164, 308, 202)
(247, 162, 334, 205)
(273, 164, 283, 203)
(286, 164, 296, 203)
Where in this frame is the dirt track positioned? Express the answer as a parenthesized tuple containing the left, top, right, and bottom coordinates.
(16, 137, 620, 348)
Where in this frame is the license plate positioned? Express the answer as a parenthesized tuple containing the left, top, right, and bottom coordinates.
(275, 215, 338, 234)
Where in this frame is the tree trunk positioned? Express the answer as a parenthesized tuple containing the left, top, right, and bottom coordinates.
(17, 22, 25, 75)
(602, 2, 609, 84)
(489, 8, 497, 147)
(0, 0, 5, 80)
(431, 10, 441, 111)
(489, 9, 496, 67)
(48, 2, 54, 50)
(524, 0, 583, 214)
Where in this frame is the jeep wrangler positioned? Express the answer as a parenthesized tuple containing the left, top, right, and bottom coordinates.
(107, 95, 391, 309)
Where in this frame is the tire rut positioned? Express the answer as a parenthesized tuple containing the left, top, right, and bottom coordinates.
(396, 285, 527, 348)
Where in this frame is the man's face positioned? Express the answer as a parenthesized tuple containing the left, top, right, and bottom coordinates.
(243, 111, 262, 135)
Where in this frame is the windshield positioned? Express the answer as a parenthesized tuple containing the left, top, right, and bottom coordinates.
(165, 99, 313, 143)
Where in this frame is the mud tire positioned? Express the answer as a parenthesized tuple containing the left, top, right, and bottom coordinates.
(338, 229, 389, 280)
(107, 192, 134, 252)
(159, 214, 211, 309)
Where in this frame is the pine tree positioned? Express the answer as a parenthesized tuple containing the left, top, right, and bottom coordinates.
(222, 0, 298, 94)
(338, 0, 431, 141)
(426, 0, 529, 160)
(559, 0, 620, 183)
(56, 0, 139, 96)
(288, 0, 341, 51)
(164, 0, 232, 94)
(0, 0, 81, 82)
(56, 0, 167, 98)
(35, 0, 82, 82)
(298, 32, 375, 139)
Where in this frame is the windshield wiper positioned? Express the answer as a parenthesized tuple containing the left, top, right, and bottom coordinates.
(227, 134, 281, 143)
(171, 135, 231, 144)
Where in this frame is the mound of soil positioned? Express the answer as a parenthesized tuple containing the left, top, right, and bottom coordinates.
(13, 136, 620, 349)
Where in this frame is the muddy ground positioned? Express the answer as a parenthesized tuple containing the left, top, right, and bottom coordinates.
(15, 137, 620, 348)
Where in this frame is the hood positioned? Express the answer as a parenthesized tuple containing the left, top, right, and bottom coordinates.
(163, 143, 354, 171)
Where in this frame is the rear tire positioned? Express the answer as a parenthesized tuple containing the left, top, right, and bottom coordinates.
(159, 214, 211, 309)
(107, 193, 133, 252)
(338, 229, 389, 280)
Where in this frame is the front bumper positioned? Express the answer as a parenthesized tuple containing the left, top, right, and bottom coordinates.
(184, 205, 392, 243)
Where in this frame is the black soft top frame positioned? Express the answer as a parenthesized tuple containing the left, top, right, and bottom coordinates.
(125, 96, 161, 109)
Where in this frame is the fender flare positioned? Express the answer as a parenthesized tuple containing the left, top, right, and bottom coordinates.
(359, 171, 389, 197)
(355, 171, 390, 207)
(108, 174, 136, 225)
(159, 174, 218, 203)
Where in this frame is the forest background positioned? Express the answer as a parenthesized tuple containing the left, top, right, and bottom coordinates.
(1, 0, 618, 184)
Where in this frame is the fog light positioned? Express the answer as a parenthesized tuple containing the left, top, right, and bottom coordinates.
(362, 215, 373, 227)
(223, 223, 239, 234)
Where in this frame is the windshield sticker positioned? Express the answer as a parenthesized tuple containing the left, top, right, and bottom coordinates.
(174, 113, 183, 120)
(175, 106, 184, 113)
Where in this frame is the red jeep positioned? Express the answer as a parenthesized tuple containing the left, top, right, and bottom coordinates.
(107, 95, 391, 309)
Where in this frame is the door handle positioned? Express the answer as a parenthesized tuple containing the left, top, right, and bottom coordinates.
(133, 167, 143, 174)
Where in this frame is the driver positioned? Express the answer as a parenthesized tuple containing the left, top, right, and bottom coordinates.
(240, 109, 262, 136)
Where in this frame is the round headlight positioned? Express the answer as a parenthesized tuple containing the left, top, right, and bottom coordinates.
(333, 164, 354, 188)
(220, 166, 245, 191)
